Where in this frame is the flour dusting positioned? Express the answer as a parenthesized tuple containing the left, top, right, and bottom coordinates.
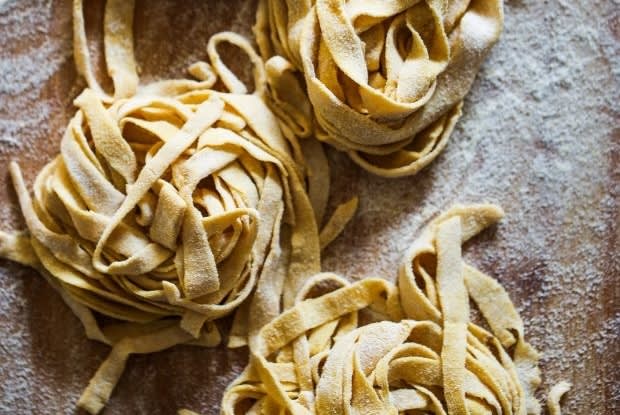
(0, 0, 618, 414)
(0, 0, 71, 148)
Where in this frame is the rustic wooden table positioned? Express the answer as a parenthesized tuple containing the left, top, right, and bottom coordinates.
(0, 0, 617, 414)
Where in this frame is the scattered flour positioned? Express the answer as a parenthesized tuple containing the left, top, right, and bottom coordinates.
(0, 0, 618, 414)
(0, 0, 71, 147)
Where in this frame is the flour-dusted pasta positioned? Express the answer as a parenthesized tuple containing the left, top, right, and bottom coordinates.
(0, 1, 357, 413)
(217, 205, 569, 414)
(547, 382, 572, 415)
(0, 1, 572, 414)
(254, 0, 504, 177)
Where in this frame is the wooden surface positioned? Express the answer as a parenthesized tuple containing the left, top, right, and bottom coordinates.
(0, 0, 618, 414)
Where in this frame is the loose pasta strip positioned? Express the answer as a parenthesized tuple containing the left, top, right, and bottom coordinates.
(254, 0, 504, 177)
(547, 382, 571, 415)
(215, 204, 569, 415)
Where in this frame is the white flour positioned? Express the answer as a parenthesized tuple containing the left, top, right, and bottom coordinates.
(0, 0, 618, 414)
(0, 0, 70, 147)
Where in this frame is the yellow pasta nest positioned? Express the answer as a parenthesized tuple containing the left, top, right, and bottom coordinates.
(4, 56, 324, 415)
(9, 83, 313, 330)
(0, 1, 355, 412)
(217, 205, 568, 415)
(254, 0, 504, 177)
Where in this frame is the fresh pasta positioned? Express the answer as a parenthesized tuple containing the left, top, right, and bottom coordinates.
(0, 0, 357, 413)
(218, 204, 570, 414)
(254, 0, 504, 177)
(0, 1, 572, 414)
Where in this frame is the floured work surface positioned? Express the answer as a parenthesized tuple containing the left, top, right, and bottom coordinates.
(0, 0, 618, 414)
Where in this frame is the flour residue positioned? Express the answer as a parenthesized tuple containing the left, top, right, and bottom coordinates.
(0, 0, 618, 414)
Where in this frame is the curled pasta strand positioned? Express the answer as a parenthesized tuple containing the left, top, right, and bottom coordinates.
(73, 0, 139, 101)
(207, 31, 267, 96)
(265, 56, 314, 139)
(547, 382, 571, 415)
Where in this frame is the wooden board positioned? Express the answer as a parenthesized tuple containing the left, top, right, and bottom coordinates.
(0, 0, 617, 414)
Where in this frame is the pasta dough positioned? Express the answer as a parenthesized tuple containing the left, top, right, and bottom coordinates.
(0, 1, 356, 413)
(218, 204, 569, 414)
(254, 0, 504, 177)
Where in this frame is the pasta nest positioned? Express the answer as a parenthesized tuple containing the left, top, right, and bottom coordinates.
(254, 0, 504, 177)
(221, 205, 546, 415)
(0, 2, 364, 410)
(3, 30, 323, 345)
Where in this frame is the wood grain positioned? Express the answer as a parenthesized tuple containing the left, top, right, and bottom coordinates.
(0, 0, 617, 414)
